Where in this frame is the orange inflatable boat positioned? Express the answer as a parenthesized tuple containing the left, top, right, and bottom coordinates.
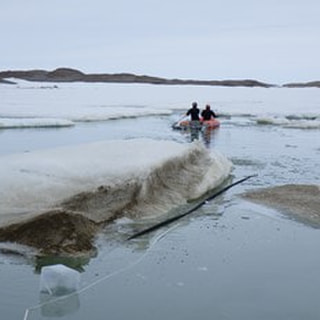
(174, 118, 220, 130)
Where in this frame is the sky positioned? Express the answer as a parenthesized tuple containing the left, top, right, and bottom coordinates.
(1, 0, 320, 83)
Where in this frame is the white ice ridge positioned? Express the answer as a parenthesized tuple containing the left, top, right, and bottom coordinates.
(255, 116, 320, 129)
(0, 139, 232, 225)
(0, 117, 75, 128)
(0, 107, 172, 124)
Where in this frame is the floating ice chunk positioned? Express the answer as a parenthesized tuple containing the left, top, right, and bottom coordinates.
(197, 266, 208, 272)
(40, 264, 80, 296)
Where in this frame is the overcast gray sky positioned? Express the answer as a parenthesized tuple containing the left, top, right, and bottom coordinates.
(1, 0, 319, 83)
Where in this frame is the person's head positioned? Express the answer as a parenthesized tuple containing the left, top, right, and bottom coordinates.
(192, 102, 198, 108)
(205, 104, 211, 110)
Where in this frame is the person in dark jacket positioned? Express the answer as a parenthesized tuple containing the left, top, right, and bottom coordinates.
(201, 104, 217, 120)
(186, 102, 200, 121)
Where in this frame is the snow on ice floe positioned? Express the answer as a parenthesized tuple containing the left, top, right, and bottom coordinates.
(0, 139, 232, 226)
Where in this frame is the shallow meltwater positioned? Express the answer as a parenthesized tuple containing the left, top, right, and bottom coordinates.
(17, 197, 320, 320)
(1, 112, 320, 320)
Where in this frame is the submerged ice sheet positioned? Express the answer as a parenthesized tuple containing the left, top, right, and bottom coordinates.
(0, 138, 232, 225)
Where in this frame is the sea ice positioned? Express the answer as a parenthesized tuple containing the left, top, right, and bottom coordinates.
(39, 264, 80, 296)
(0, 139, 232, 225)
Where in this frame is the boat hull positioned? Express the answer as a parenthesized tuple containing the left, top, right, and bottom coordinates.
(174, 119, 220, 130)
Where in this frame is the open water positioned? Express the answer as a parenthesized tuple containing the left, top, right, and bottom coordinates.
(0, 85, 320, 319)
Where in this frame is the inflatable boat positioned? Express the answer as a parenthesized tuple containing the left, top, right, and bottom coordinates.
(173, 118, 220, 130)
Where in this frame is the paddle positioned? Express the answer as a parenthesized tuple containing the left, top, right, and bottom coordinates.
(128, 174, 256, 240)
(172, 113, 187, 128)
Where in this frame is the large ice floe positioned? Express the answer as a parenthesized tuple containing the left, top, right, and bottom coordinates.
(0, 138, 232, 256)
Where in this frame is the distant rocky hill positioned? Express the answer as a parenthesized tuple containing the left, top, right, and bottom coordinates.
(0, 67, 274, 87)
(282, 81, 320, 88)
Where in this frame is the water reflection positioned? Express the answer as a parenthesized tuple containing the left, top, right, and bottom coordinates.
(201, 126, 219, 147)
(179, 125, 220, 147)
(39, 292, 80, 318)
(190, 126, 200, 141)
